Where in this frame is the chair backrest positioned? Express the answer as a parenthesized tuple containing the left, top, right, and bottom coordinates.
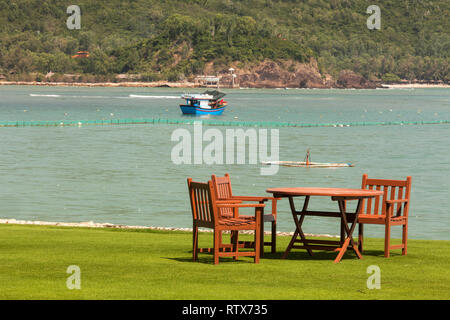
(187, 178, 218, 226)
(211, 173, 234, 217)
(211, 173, 233, 199)
(361, 174, 412, 217)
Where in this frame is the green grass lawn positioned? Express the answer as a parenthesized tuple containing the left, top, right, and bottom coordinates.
(0, 224, 449, 300)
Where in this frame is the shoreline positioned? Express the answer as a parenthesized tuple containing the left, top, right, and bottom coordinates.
(0, 218, 338, 238)
(381, 83, 450, 89)
(1, 81, 449, 89)
(0, 80, 197, 88)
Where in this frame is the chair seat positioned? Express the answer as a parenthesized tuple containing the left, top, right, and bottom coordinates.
(358, 214, 385, 224)
(358, 214, 407, 224)
(218, 218, 257, 227)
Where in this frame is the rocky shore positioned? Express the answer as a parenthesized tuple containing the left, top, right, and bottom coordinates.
(0, 59, 383, 89)
(2, 58, 447, 89)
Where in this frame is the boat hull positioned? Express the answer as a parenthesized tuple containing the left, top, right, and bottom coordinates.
(180, 105, 225, 115)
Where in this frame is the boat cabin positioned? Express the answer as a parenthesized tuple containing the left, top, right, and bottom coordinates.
(182, 94, 216, 109)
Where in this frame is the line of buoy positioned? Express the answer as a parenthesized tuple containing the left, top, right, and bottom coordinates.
(0, 118, 449, 128)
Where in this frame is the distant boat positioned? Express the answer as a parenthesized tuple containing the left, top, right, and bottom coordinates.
(261, 161, 354, 168)
(261, 149, 354, 168)
(180, 90, 227, 115)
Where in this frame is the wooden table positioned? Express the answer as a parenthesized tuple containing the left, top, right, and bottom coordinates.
(266, 187, 384, 263)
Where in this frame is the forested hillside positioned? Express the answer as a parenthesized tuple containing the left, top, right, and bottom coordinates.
(0, 0, 448, 84)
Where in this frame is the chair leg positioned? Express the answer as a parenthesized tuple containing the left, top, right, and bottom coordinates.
(402, 223, 408, 255)
(193, 225, 198, 261)
(271, 200, 277, 254)
(254, 209, 262, 264)
(214, 230, 220, 265)
(358, 223, 364, 253)
(384, 224, 391, 258)
(255, 228, 260, 264)
(232, 231, 239, 261)
(271, 221, 276, 254)
(260, 220, 264, 258)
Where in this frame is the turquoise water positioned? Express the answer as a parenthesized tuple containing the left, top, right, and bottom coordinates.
(0, 86, 449, 240)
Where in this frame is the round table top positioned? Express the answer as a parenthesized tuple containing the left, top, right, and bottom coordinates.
(266, 187, 383, 198)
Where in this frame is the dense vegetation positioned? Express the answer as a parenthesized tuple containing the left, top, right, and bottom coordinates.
(0, 0, 448, 83)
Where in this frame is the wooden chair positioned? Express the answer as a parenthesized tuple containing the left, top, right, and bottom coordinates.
(187, 178, 264, 264)
(357, 174, 412, 258)
(211, 173, 279, 254)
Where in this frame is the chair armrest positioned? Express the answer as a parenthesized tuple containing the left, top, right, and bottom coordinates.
(385, 199, 409, 217)
(216, 203, 265, 208)
(231, 196, 281, 202)
(216, 199, 242, 204)
(231, 196, 269, 202)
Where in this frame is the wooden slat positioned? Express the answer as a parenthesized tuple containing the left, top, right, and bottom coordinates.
(218, 251, 256, 257)
(195, 189, 202, 221)
(389, 244, 405, 249)
(381, 186, 387, 216)
(367, 179, 407, 187)
(374, 185, 381, 215)
(198, 247, 235, 253)
(390, 186, 396, 216)
(397, 187, 403, 216)
(366, 185, 373, 214)
(201, 188, 207, 221)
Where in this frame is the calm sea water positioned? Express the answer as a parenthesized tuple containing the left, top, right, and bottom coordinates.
(0, 85, 449, 240)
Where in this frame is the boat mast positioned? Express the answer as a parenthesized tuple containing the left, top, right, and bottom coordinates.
(305, 149, 311, 166)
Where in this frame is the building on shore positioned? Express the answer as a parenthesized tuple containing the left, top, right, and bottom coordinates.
(194, 75, 221, 88)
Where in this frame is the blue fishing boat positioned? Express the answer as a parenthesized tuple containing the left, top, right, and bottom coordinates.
(180, 90, 227, 115)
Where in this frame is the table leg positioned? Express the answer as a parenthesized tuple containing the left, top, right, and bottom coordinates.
(259, 200, 265, 258)
(282, 196, 313, 259)
(334, 199, 363, 263)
